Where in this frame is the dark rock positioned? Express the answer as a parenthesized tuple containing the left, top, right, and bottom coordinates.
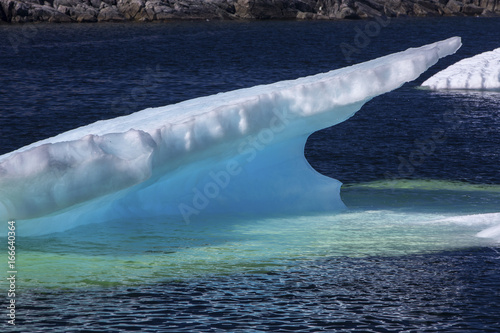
(155, 10, 176, 20)
(97, 5, 125, 20)
(339, 6, 359, 19)
(314, 0, 339, 18)
(117, 0, 144, 19)
(360, 0, 384, 11)
(296, 11, 316, 19)
(294, 0, 315, 13)
(382, 0, 411, 17)
(30, 4, 72, 21)
(462, 3, 485, 15)
(444, 0, 462, 14)
(135, 7, 153, 21)
(413, 2, 441, 16)
(484, 0, 500, 12)
(186, 0, 237, 19)
(53, 0, 80, 8)
(0, 0, 11, 21)
(2, 0, 31, 22)
(70, 3, 98, 21)
(0, 0, 499, 23)
(416, 0, 443, 13)
(355, 1, 384, 18)
(481, 8, 497, 15)
(234, 0, 316, 20)
(235, 0, 284, 19)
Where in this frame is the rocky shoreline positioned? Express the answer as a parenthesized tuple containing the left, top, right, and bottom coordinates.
(1, 0, 499, 23)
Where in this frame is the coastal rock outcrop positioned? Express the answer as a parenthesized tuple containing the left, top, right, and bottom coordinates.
(0, 0, 499, 23)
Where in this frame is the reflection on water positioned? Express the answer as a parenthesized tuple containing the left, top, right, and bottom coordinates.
(429, 88, 500, 101)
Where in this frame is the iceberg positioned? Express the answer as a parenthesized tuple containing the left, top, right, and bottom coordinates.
(421, 47, 500, 90)
(477, 222, 500, 242)
(0, 37, 461, 235)
(429, 212, 500, 242)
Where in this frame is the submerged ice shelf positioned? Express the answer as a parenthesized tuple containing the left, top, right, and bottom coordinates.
(421, 46, 500, 90)
(0, 37, 462, 235)
(11, 179, 500, 288)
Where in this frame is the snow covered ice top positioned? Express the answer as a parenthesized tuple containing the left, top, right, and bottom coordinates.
(0, 37, 461, 234)
(421, 46, 500, 90)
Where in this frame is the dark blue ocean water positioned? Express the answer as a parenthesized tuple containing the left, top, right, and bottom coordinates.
(1, 17, 500, 332)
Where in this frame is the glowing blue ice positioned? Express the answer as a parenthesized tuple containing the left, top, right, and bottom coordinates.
(0, 37, 461, 235)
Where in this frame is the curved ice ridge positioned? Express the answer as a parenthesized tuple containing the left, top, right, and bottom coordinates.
(421, 46, 500, 90)
(0, 37, 461, 235)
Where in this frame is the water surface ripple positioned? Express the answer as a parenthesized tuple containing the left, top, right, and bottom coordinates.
(11, 248, 500, 332)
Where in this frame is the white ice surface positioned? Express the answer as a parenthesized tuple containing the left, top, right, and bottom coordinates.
(0, 37, 461, 235)
(421, 47, 500, 90)
(424, 212, 500, 242)
(477, 223, 500, 241)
